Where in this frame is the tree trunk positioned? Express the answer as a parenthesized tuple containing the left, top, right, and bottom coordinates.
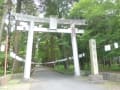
(12, 0, 22, 73)
(0, 0, 11, 44)
(49, 34, 56, 68)
(61, 34, 69, 70)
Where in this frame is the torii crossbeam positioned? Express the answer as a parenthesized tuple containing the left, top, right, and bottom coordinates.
(13, 13, 86, 80)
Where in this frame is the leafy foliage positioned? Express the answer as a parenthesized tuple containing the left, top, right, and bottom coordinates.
(70, 0, 120, 57)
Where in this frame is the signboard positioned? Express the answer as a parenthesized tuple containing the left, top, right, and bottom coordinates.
(104, 44, 111, 51)
(114, 42, 118, 48)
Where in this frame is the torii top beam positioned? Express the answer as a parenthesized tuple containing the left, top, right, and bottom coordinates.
(17, 26, 84, 34)
(13, 13, 86, 26)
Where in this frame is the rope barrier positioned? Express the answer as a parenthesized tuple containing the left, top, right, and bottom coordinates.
(10, 52, 85, 65)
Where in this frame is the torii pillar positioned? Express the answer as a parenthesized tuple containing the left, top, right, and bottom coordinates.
(71, 24, 80, 76)
(24, 21, 34, 80)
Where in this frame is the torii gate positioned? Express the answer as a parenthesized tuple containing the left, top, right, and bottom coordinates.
(13, 13, 86, 80)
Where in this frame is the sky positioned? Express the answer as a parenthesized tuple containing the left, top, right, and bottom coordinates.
(11, 0, 44, 17)
(11, 0, 17, 4)
(11, 0, 39, 5)
(34, 0, 40, 6)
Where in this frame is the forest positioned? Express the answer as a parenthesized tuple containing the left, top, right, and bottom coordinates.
(0, 0, 120, 76)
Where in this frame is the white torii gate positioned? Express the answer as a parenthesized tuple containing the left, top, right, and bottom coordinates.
(13, 13, 86, 80)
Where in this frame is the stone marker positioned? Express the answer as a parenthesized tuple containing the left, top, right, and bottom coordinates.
(89, 39, 103, 83)
(89, 39, 99, 75)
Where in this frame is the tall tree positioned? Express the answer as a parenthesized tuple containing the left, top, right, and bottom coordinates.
(12, 0, 37, 73)
(69, 0, 120, 69)
(35, 0, 78, 68)
(12, 0, 23, 73)
(0, 0, 12, 45)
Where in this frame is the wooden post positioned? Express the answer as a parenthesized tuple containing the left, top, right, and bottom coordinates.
(24, 21, 34, 79)
(71, 24, 80, 76)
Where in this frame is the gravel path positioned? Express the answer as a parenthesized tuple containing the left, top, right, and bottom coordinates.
(1, 67, 120, 90)
(30, 67, 105, 90)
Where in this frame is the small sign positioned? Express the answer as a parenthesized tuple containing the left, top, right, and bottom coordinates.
(49, 17, 57, 30)
(114, 42, 118, 48)
(0, 44, 5, 52)
(104, 44, 111, 51)
(83, 53, 85, 57)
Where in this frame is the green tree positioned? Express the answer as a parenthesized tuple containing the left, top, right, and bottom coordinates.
(69, 0, 120, 70)
(38, 0, 78, 68)
(12, 0, 37, 73)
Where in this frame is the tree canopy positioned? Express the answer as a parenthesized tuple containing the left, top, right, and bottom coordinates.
(70, 0, 120, 57)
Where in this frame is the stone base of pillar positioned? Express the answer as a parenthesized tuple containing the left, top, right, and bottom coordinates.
(89, 74, 104, 83)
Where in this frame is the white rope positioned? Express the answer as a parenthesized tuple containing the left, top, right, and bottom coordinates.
(10, 52, 25, 62)
(10, 52, 85, 65)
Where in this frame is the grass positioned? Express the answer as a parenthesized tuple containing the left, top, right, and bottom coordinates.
(0, 73, 31, 90)
(99, 64, 120, 72)
(110, 65, 120, 72)
(54, 64, 74, 75)
(0, 83, 31, 90)
(54, 63, 120, 75)
(104, 81, 120, 90)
